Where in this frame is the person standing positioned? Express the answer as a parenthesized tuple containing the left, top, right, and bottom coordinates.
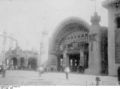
(64, 67, 70, 79)
(38, 66, 44, 77)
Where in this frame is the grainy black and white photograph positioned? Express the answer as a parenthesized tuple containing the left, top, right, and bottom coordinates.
(0, 0, 120, 86)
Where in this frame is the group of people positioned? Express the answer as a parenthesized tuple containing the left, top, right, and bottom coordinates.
(37, 66, 70, 80)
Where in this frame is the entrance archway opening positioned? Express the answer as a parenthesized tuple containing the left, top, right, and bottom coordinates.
(28, 57, 37, 70)
(11, 57, 18, 69)
(20, 57, 25, 69)
(69, 54, 80, 72)
(68, 51, 89, 73)
(57, 49, 89, 73)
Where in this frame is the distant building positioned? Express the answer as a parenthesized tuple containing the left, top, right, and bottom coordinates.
(5, 46, 38, 70)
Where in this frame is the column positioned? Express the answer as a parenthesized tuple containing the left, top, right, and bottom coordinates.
(57, 56, 61, 71)
(85, 39, 101, 75)
(63, 49, 69, 68)
(103, 0, 118, 76)
(25, 58, 28, 68)
(79, 50, 84, 67)
(17, 57, 21, 69)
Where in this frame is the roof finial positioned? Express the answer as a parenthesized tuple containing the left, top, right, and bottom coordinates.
(94, 0, 97, 12)
(91, 0, 97, 13)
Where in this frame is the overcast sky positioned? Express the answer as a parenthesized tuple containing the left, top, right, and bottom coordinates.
(0, 0, 107, 52)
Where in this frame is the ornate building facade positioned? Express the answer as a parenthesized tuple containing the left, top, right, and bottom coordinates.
(48, 12, 108, 75)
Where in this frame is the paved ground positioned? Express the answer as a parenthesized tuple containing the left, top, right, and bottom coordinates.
(0, 70, 119, 86)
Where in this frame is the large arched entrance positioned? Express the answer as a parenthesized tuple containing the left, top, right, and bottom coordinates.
(49, 18, 90, 73)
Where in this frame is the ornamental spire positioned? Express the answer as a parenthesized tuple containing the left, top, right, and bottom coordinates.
(90, 0, 101, 25)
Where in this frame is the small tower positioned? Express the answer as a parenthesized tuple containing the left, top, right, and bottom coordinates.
(91, 12, 101, 26)
(86, 12, 102, 75)
(103, 0, 120, 76)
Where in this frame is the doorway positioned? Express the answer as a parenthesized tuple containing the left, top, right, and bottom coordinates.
(11, 57, 18, 69)
(28, 57, 37, 70)
(69, 54, 80, 72)
(20, 57, 25, 69)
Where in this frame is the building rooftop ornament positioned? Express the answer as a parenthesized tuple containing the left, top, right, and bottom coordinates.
(91, 12, 101, 25)
(103, 0, 120, 9)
